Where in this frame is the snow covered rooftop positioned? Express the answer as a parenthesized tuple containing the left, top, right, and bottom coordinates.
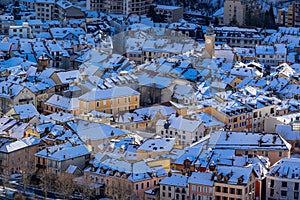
(36, 142, 90, 161)
(212, 131, 291, 151)
(12, 104, 39, 120)
(188, 172, 214, 186)
(268, 158, 300, 179)
(138, 138, 175, 152)
(160, 173, 188, 187)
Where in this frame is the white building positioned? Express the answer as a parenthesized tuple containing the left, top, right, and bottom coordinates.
(255, 44, 287, 67)
(266, 158, 300, 200)
(156, 115, 205, 147)
(9, 22, 32, 38)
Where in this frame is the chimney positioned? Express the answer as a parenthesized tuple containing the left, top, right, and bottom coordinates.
(9, 88, 12, 96)
(1, 86, 4, 94)
(225, 132, 229, 141)
(272, 135, 277, 144)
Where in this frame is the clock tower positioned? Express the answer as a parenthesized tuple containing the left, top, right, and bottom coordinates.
(203, 26, 216, 59)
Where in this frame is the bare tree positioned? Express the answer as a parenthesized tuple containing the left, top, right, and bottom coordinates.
(1, 169, 9, 194)
(39, 170, 55, 198)
(55, 173, 76, 199)
(78, 175, 95, 200)
(21, 161, 35, 194)
(109, 180, 136, 200)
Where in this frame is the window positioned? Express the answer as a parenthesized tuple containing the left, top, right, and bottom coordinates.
(253, 112, 257, 118)
(230, 188, 235, 194)
(270, 189, 274, 196)
(282, 181, 287, 187)
(198, 186, 202, 192)
(295, 192, 299, 199)
(168, 186, 171, 191)
(270, 180, 274, 187)
(163, 185, 166, 190)
(281, 190, 287, 197)
(222, 187, 228, 193)
(295, 183, 299, 190)
(141, 183, 144, 189)
(264, 151, 268, 157)
(216, 186, 221, 192)
(237, 189, 242, 195)
(192, 185, 196, 191)
(124, 98, 127, 103)
(135, 184, 138, 190)
(279, 151, 282, 157)
(96, 101, 100, 107)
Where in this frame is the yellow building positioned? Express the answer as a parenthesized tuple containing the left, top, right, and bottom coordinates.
(204, 104, 249, 132)
(78, 86, 140, 115)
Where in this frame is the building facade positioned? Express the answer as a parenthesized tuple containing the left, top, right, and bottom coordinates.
(87, 0, 153, 15)
(278, 2, 300, 27)
(266, 158, 300, 200)
(0, 137, 40, 175)
(214, 166, 256, 200)
(188, 172, 214, 200)
(223, 0, 246, 26)
(78, 86, 140, 115)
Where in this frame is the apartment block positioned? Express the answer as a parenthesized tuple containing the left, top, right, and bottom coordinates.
(223, 0, 246, 26)
(35, 0, 56, 21)
(87, 0, 153, 15)
(154, 5, 183, 23)
(278, 2, 300, 27)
